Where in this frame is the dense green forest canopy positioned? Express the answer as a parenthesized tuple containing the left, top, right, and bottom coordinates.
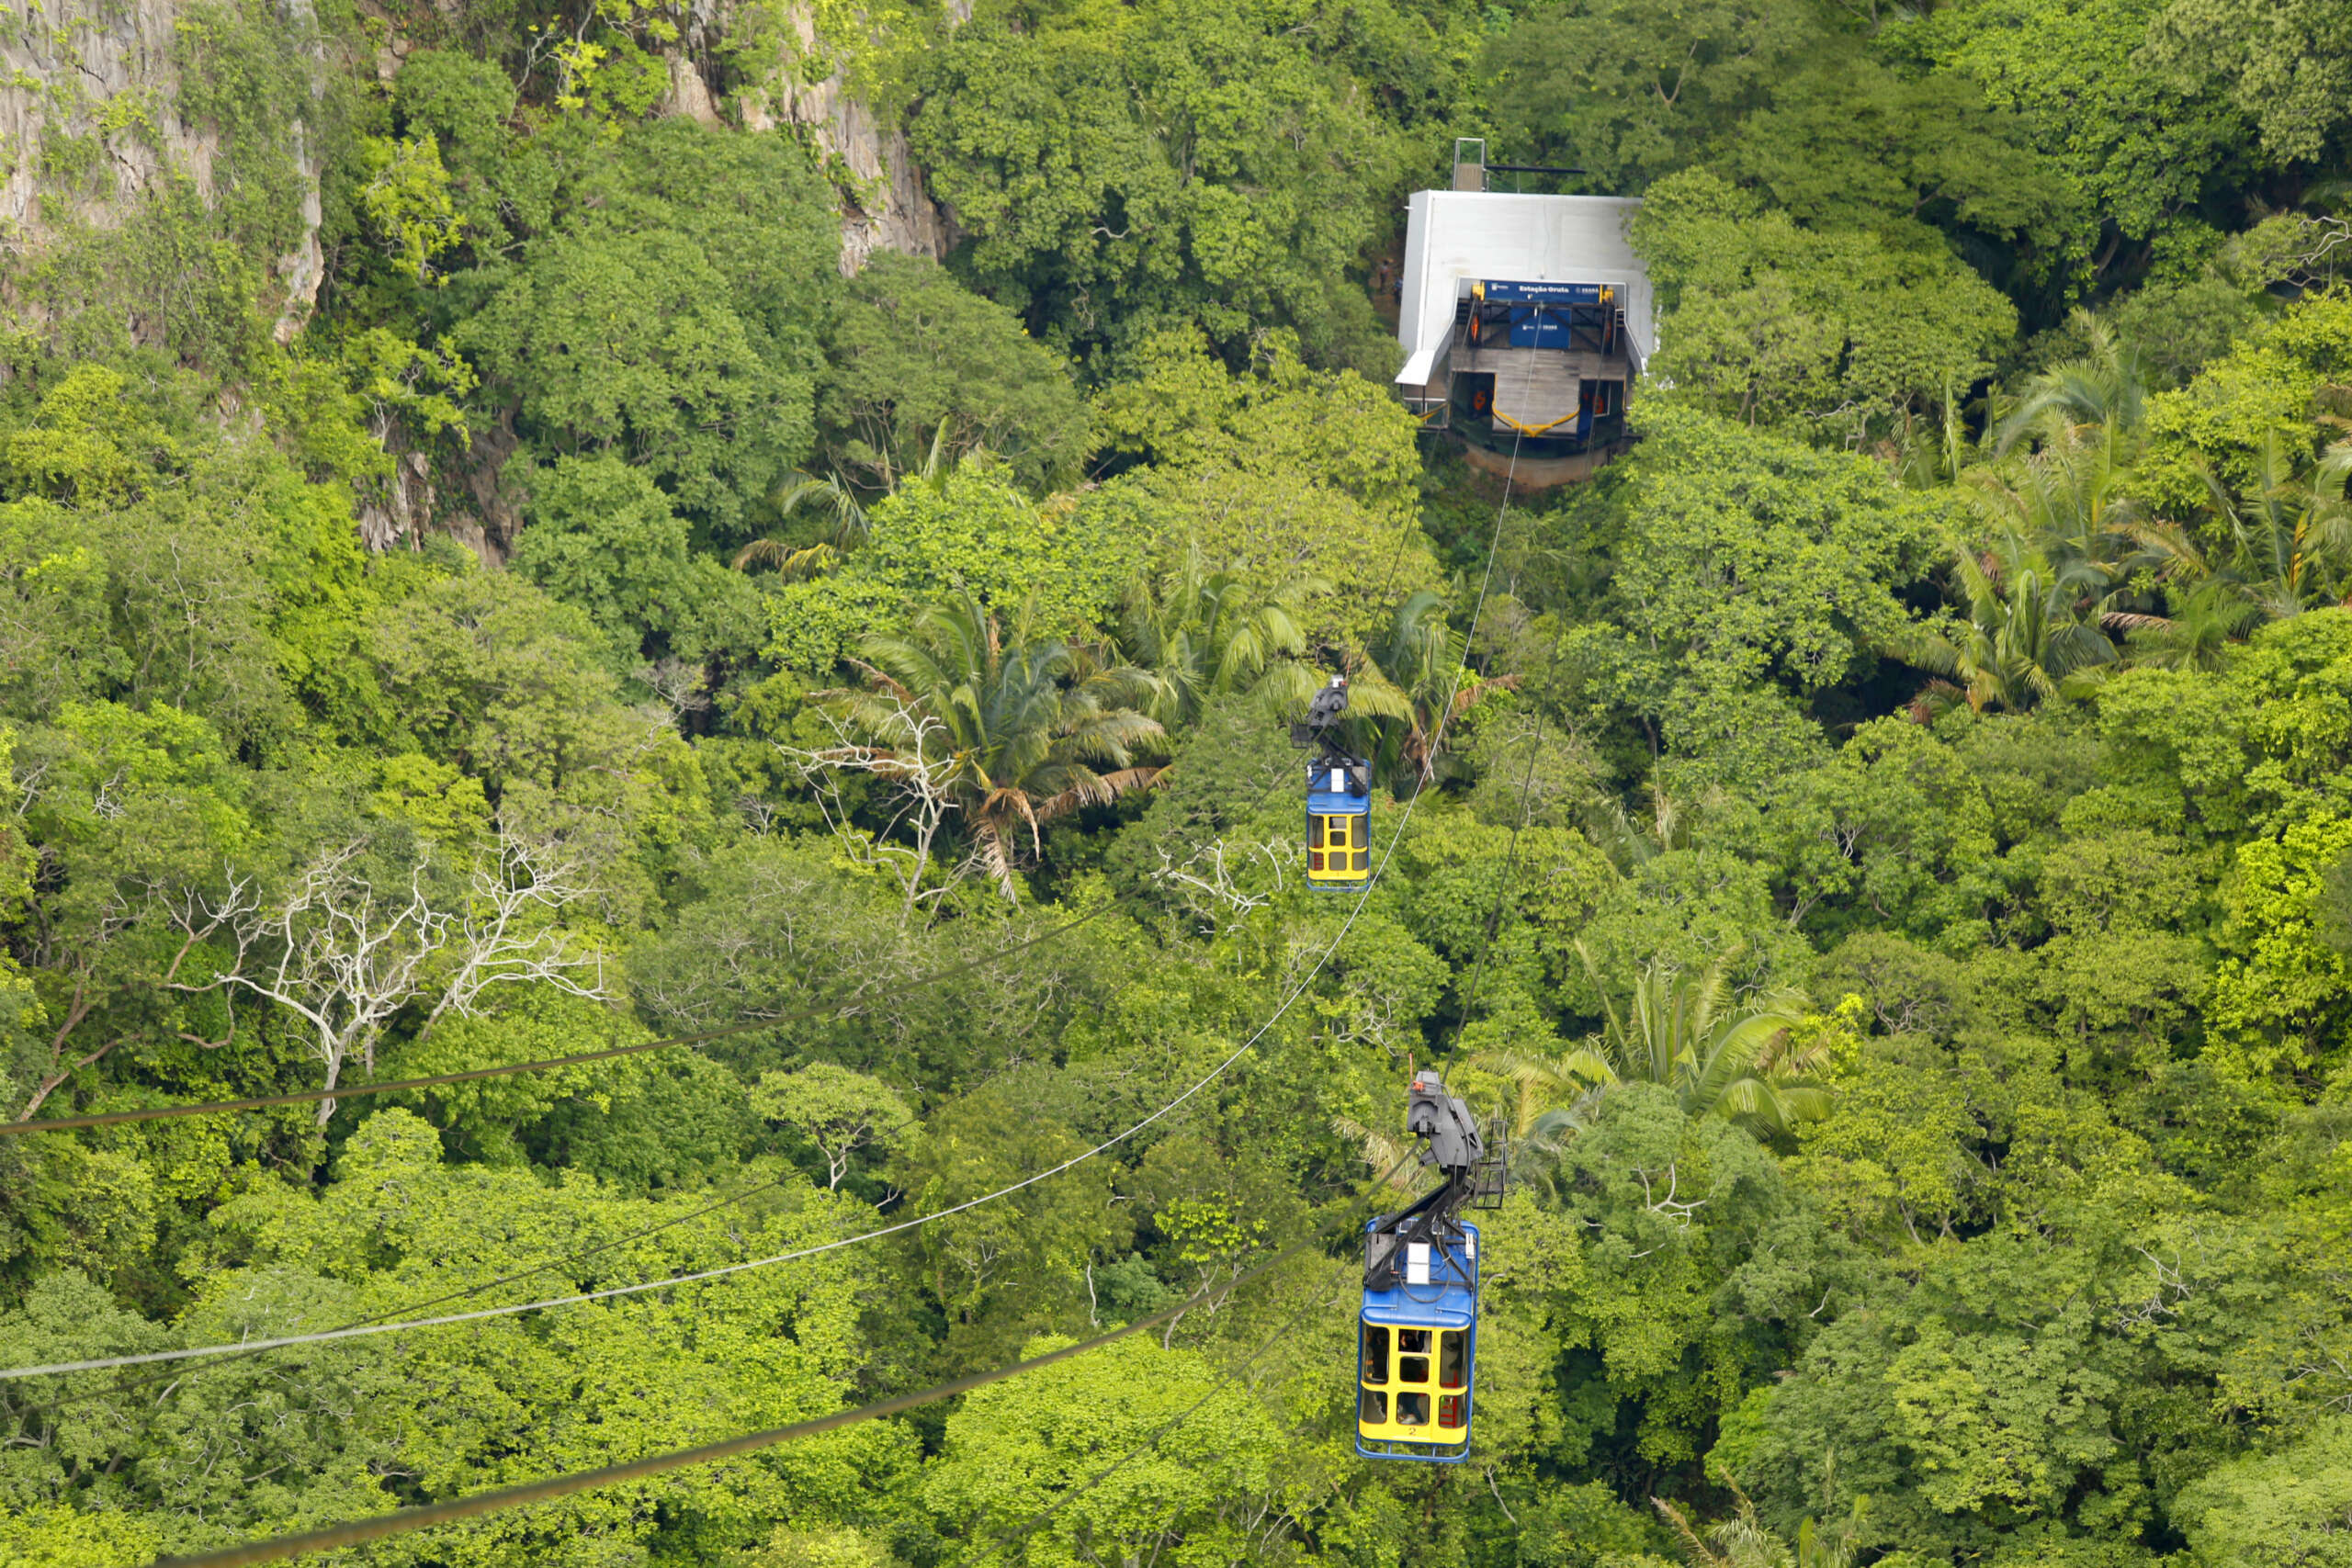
(0, 0, 2349, 1563)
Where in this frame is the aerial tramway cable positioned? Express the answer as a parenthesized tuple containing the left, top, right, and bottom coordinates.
(952, 336, 1551, 1529)
(23, 1167, 800, 1420)
(147, 1155, 1415, 1568)
(14, 296, 1543, 1393)
(29, 301, 1544, 1556)
(3, 776, 1421, 1384)
(8, 513, 1496, 1383)
(21, 731, 1363, 1402)
(38, 444, 1531, 1532)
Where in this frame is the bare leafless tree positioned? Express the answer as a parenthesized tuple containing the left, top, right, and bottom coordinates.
(161, 828, 608, 1124)
(778, 696, 962, 930)
(1151, 835, 1288, 939)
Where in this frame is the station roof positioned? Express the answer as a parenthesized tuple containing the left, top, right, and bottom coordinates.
(1395, 190, 1653, 390)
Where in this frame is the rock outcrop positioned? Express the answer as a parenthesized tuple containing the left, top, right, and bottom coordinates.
(723, 6, 958, 276)
(0, 0, 330, 342)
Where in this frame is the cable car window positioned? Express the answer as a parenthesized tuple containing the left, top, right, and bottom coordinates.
(1360, 1389, 1388, 1423)
(1361, 1325, 1389, 1384)
(1398, 1351, 1429, 1385)
(1353, 850, 1370, 871)
(1397, 1392, 1430, 1426)
(1438, 1394, 1464, 1428)
(1439, 1331, 1464, 1389)
(1397, 1328, 1430, 1356)
(1308, 814, 1324, 850)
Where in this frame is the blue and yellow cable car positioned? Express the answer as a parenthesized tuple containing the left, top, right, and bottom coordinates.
(1307, 757, 1372, 888)
(1357, 1070, 1497, 1463)
(1357, 1220, 1478, 1461)
(1292, 676, 1372, 890)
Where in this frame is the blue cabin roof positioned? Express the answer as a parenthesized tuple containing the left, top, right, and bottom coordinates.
(1360, 1221, 1478, 1330)
(1308, 759, 1369, 817)
(1309, 787, 1369, 815)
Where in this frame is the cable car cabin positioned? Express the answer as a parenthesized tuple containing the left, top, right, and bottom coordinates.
(1306, 758, 1372, 889)
(1357, 1222, 1478, 1462)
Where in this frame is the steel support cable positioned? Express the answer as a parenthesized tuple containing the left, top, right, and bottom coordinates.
(20, 403, 1528, 1402)
(0, 906, 1115, 1136)
(19, 754, 1346, 1406)
(943, 1286, 1333, 1568)
(2, 773, 1433, 1386)
(21, 737, 1321, 1407)
(18, 326, 1520, 1408)
(23, 1168, 797, 1420)
(1425, 310, 1540, 1102)
(149, 1156, 1414, 1568)
(7, 550, 1505, 1384)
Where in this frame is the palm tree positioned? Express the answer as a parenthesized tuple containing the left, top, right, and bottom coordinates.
(1965, 418, 2143, 579)
(2191, 434, 2352, 616)
(2122, 575, 2265, 671)
(848, 589, 1167, 900)
(1993, 310, 2148, 457)
(1656, 1479, 1869, 1568)
(1467, 1043, 1611, 1141)
(734, 428, 968, 580)
(733, 472, 871, 579)
(1894, 531, 2124, 718)
(1351, 590, 1516, 788)
(1115, 553, 1326, 725)
(1474, 947, 1828, 1138)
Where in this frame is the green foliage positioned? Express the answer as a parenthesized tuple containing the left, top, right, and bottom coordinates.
(907, 0, 1412, 358)
(1091, 328, 1440, 647)
(819, 254, 1092, 494)
(1718, 55, 2066, 243)
(764, 458, 1144, 674)
(751, 1063, 915, 1189)
(459, 228, 813, 535)
(3, 1, 2351, 1562)
(840, 586, 1166, 898)
(1555, 404, 1943, 786)
(2138, 290, 2352, 515)
(924, 1331, 1285, 1562)
(2140, 0, 2352, 165)
(2175, 1414, 2352, 1566)
(354, 132, 464, 285)
(1633, 171, 2018, 434)
(1484, 0, 1815, 191)
(511, 454, 760, 664)
(169, 0, 348, 270)
(1916, 0, 2251, 279)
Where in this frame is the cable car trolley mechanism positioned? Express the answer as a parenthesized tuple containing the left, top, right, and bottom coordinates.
(1356, 1069, 1502, 1463)
(1292, 676, 1371, 889)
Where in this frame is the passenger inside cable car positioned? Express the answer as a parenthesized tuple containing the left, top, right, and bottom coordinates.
(1306, 760, 1371, 888)
(1356, 1225, 1477, 1461)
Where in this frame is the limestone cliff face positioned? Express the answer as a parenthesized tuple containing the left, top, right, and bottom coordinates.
(694, 5, 959, 276)
(0, 0, 956, 333)
(0, 0, 956, 559)
(0, 0, 329, 341)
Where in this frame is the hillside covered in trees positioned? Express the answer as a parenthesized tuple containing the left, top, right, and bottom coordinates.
(1, 0, 2349, 1563)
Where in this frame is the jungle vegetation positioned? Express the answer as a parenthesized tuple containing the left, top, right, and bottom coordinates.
(0, 0, 2349, 1564)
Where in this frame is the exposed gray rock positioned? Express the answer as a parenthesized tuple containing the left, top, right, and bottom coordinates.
(0, 0, 329, 342)
(728, 6, 957, 275)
